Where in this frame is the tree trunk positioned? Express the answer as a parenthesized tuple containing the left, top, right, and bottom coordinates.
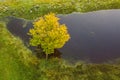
(46, 54, 48, 60)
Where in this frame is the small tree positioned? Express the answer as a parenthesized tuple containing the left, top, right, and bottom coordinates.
(28, 13, 70, 60)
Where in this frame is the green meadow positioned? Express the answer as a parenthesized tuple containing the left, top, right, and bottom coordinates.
(0, 0, 120, 80)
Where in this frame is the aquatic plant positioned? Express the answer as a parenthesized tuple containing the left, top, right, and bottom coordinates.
(28, 13, 70, 59)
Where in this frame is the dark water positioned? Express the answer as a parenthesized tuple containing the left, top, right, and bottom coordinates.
(6, 17, 33, 43)
(7, 10, 120, 63)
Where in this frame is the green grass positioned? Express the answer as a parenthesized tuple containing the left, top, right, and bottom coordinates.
(0, 22, 38, 80)
(1, 0, 120, 20)
(76, 0, 120, 12)
(1, 0, 120, 80)
(37, 59, 120, 80)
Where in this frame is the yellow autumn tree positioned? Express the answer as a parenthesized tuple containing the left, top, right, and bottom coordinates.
(28, 13, 70, 60)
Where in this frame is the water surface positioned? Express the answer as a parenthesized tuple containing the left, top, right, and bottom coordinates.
(59, 10, 120, 63)
(7, 10, 120, 63)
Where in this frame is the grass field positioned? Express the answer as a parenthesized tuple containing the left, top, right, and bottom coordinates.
(1, 0, 120, 80)
(0, 22, 38, 80)
(1, 0, 120, 19)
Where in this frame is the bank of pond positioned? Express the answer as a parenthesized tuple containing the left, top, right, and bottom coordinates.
(1, 10, 120, 80)
(1, 0, 120, 79)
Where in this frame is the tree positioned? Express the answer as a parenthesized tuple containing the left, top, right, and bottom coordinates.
(28, 13, 70, 60)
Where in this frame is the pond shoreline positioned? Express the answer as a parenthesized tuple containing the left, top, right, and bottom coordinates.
(6, 10, 120, 63)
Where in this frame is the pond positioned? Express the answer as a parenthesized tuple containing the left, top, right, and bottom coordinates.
(7, 9, 120, 63)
